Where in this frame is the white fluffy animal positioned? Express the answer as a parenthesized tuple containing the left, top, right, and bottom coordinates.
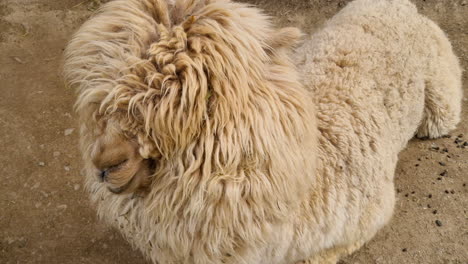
(63, 0, 462, 263)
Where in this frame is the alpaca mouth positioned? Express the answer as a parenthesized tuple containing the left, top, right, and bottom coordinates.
(107, 176, 137, 194)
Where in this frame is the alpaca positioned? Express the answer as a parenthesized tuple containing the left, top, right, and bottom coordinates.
(63, 0, 462, 263)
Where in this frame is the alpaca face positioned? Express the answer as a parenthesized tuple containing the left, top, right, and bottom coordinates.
(66, 0, 305, 196)
(83, 24, 303, 195)
(90, 126, 155, 194)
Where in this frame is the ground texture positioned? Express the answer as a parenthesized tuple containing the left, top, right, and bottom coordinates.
(0, 0, 467, 263)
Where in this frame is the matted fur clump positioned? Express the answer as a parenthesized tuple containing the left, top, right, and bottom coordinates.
(63, 0, 462, 263)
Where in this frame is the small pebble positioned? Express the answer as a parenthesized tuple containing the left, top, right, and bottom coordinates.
(432, 210, 437, 214)
(457, 134, 464, 138)
(444, 190, 449, 194)
(64, 128, 75, 136)
(427, 204, 431, 208)
(402, 248, 407, 252)
(415, 164, 419, 167)
(463, 142, 468, 147)
(435, 220, 442, 227)
(64, 166, 70, 171)
(428, 194, 432, 198)
(53, 151, 61, 157)
(12, 56, 25, 64)
(38, 162, 45, 167)
(57, 204, 67, 210)
(439, 170, 447, 176)
(437, 177, 442, 180)
(442, 148, 448, 152)
(450, 190, 455, 194)
(438, 162, 446, 166)
(74, 184, 80, 191)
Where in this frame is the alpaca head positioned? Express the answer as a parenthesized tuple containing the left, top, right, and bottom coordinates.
(87, 119, 155, 194)
(65, 0, 306, 196)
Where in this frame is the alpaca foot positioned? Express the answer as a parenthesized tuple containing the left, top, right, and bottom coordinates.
(415, 114, 455, 139)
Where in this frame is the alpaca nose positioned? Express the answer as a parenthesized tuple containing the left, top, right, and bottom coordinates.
(99, 169, 109, 182)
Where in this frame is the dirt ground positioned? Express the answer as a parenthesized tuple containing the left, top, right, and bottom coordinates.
(0, 0, 466, 263)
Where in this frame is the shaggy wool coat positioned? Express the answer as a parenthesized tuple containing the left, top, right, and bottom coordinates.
(63, 0, 462, 263)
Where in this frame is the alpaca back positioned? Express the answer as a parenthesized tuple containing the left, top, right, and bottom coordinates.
(291, 0, 461, 260)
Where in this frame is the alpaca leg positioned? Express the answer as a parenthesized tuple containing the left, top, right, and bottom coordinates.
(296, 250, 339, 264)
(416, 31, 462, 139)
(297, 241, 363, 264)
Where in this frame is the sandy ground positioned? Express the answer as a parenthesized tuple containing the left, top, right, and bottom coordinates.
(0, 0, 466, 263)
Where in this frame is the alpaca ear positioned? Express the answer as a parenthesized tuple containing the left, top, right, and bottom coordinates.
(267, 27, 303, 50)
